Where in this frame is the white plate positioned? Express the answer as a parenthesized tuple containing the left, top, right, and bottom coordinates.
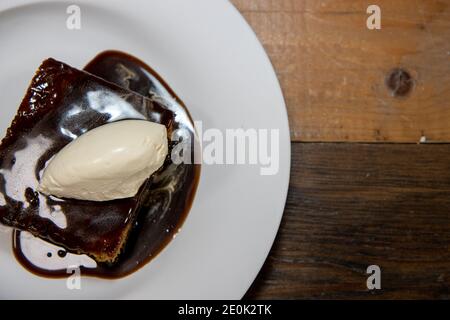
(0, 0, 290, 299)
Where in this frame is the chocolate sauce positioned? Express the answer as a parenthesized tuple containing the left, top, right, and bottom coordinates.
(11, 51, 200, 278)
(1, 58, 168, 263)
(57, 250, 67, 258)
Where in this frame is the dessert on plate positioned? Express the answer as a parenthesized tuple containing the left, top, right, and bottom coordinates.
(0, 51, 200, 278)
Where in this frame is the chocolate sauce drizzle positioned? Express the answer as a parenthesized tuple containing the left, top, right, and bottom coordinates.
(12, 51, 200, 279)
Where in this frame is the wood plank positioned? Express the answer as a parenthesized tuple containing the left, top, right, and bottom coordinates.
(231, 0, 450, 142)
(245, 143, 450, 299)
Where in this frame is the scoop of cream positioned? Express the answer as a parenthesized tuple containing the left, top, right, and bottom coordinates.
(39, 120, 168, 201)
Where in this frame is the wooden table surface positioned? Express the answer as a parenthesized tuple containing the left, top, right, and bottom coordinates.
(231, 0, 450, 299)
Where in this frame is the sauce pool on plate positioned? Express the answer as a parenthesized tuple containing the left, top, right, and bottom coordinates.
(13, 51, 201, 279)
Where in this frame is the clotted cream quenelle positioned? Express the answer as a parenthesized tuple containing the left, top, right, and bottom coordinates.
(39, 120, 168, 201)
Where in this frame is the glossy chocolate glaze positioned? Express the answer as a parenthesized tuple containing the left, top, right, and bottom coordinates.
(10, 51, 200, 278)
(1, 58, 175, 263)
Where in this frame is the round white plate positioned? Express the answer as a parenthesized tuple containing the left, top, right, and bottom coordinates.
(0, 0, 290, 299)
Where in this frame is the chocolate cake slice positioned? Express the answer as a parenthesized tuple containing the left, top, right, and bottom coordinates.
(0, 58, 174, 263)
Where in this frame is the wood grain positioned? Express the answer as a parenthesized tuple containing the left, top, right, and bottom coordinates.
(231, 0, 450, 142)
(245, 143, 450, 299)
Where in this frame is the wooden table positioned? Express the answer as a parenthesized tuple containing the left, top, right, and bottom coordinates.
(231, 0, 450, 299)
